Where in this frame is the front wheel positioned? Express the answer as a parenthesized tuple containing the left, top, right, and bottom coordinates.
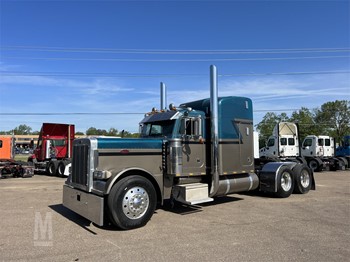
(108, 175, 157, 230)
(275, 166, 294, 198)
(308, 159, 319, 172)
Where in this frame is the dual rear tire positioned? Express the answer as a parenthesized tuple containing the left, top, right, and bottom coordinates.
(47, 160, 68, 177)
(275, 164, 312, 198)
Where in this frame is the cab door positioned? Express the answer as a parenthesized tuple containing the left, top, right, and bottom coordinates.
(180, 117, 206, 176)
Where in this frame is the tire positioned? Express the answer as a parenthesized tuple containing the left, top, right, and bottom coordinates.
(47, 161, 57, 176)
(293, 164, 312, 194)
(275, 166, 294, 198)
(56, 161, 66, 177)
(336, 157, 347, 170)
(296, 156, 307, 165)
(108, 175, 157, 230)
(308, 159, 319, 172)
(337, 157, 348, 169)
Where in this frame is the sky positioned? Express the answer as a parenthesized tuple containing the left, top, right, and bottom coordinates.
(0, 0, 349, 133)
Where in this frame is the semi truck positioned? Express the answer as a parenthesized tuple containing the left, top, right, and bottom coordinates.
(28, 123, 74, 177)
(0, 136, 34, 178)
(63, 65, 315, 230)
(302, 135, 348, 171)
(259, 122, 347, 171)
(0, 136, 15, 159)
(258, 122, 324, 169)
(336, 135, 350, 166)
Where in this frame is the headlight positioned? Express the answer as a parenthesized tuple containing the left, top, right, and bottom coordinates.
(93, 170, 112, 180)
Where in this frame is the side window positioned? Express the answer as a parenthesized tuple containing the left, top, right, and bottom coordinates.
(303, 139, 312, 147)
(267, 138, 275, 147)
(325, 139, 331, 146)
(280, 138, 287, 146)
(150, 125, 162, 135)
(288, 138, 295, 146)
(184, 119, 192, 135)
(0, 140, 2, 148)
(318, 139, 324, 146)
(345, 138, 350, 147)
(52, 139, 66, 147)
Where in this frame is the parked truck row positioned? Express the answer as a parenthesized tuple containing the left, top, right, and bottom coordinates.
(259, 122, 349, 172)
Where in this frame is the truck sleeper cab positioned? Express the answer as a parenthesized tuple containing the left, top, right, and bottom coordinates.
(63, 95, 315, 230)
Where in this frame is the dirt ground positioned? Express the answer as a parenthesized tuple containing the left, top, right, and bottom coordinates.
(0, 170, 349, 262)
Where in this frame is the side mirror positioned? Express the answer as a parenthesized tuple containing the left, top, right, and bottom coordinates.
(193, 117, 202, 137)
(180, 118, 187, 135)
(180, 117, 202, 139)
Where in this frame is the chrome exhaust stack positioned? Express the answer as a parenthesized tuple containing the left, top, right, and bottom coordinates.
(209, 65, 220, 197)
(160, 82, 167, 110)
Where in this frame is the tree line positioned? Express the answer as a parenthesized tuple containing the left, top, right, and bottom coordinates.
(0, 125, 139, 138)
(256, 100, 350, 148)
(1, 100, 349, 143)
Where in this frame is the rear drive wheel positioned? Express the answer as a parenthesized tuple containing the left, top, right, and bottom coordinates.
(108, 175, 157, 230)
(47, 161, 57, 176)
(293, 164, 312, 194)
(275, 166, 294, 198)
(56, 161, 66, 177)
(296, 156, 307, 165)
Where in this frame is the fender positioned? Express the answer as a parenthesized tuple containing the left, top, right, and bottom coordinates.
(104, 167, 163, 198)
(259, 162, 297, 193)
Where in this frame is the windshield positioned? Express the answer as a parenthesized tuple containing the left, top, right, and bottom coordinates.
(140, 120, 175, 138)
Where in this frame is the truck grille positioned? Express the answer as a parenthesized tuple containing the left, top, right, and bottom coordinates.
(72, 143, 89, 188)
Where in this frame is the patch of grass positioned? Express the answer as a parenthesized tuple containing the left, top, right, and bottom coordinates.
(14, 154, 30, 162)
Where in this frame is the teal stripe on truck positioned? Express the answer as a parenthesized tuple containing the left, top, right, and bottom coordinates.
(97, 138, 163, 149)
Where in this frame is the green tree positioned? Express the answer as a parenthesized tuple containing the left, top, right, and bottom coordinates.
(314, 100, 350, 141)
(289, 107, 318, 141)
(255, 112, 289, 148)
(86, 127, 108, 136)
(107, 128, 118, 136)
(0, 130, 13, 135)
(14, 124, 32, 135)
(75, 131, 85, 136)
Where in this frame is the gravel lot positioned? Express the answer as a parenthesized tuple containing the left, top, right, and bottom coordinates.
(0, 171, 349, 262)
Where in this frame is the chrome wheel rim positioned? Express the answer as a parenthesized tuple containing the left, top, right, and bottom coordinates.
(300, 170, 310, 188)
(281, 172, 292, 191)
(122, 186, 149, 220)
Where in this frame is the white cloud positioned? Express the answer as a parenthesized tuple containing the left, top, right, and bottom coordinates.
(0, 71, 349, 133)
(0, 75, 134, 94)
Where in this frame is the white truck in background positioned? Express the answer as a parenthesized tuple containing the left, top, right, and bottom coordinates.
(301, 135, 348, 171)
(259, 122, 348, 171)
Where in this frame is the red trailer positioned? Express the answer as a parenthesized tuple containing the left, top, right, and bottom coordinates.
(28, 123, 74, 176)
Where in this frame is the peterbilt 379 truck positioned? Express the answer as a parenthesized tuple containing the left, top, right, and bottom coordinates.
(63, 66, 315, 230)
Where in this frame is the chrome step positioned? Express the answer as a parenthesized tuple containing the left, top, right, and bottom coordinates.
(172, 183, 213, 205)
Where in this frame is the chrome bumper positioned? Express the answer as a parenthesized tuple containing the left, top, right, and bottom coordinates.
(62, 185, 104, 226)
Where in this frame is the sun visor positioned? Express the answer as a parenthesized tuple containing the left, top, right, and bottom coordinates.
(140, 111, 180, 124)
